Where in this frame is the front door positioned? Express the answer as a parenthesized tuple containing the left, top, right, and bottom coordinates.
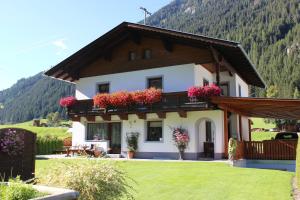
(204, 121, 214, 158)
(109, 122, 121, 154)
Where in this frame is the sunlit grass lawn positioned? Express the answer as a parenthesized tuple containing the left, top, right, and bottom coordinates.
(251, 131, 278, 141)
(36, 159, 293, 200)
(0, 120, 71, 139)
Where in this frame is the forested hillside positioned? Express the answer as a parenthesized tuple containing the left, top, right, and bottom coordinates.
(146, 0, 300, 97)
(0, 73, 75, 124)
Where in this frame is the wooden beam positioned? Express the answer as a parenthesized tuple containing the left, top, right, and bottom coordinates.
(86, 116, 95, 122)
(130, 31, 141, 45)
(71, 116, 80, 122)
(224, 109, 228, 158)
(156, 112, 166, 119)
(178, 110, 187, 118)
(101, 114, 111, 121)
(162, 38, 173, 52)
(248, 119, 252, 141)
(239, 115, 243, 141)
(136, 113, 146, 120)
(104, 50, 112, 61)
(118, 114, 128, 120)
(216, 63, 220, 86)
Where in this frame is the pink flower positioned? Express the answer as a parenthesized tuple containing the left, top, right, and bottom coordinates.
(59, 96, 77, 107)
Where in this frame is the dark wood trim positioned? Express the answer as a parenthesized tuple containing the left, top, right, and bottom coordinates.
(136, 113, 146, 120)
(118, 114, 128, 120)
(178, 111, 187, 118)
(156, 112, 166, 119)
(239, 115, 243, 141)
(223, 109, 228, 158)
(101, 114, 111, 121)
(71, 116, 81, 122)
(86, 116, 95, 122)
(248, 119, 252, 141)
(162, 38, 173, 52)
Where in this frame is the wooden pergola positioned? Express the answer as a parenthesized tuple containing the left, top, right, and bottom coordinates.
(211, 96, 300, 157)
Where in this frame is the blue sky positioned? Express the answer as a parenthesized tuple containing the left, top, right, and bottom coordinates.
(0, 0, 171, 90)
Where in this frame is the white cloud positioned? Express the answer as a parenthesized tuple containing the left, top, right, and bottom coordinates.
(52, 38, 68, 55)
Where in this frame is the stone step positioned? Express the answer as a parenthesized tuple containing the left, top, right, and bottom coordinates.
(107, 154, 122, 158)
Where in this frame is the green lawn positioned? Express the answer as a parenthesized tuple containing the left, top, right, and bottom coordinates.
(251, 131, 278, 141)
(251, 118, 276, 129)
(0, 120, 71, 139)
(36, 159, 293, 200)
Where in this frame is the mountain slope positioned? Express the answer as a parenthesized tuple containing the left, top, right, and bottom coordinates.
(0, 73, 75, 124)
(146, 0, 300, 97)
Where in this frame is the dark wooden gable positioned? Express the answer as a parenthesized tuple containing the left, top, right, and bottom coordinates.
(80, 37, 214, 78)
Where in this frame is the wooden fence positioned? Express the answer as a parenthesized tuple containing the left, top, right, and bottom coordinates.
(236, 140, 297, 160)
(0, 128, 36, 181)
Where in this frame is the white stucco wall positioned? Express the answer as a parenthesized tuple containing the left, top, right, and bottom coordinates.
(194, 64, 214, 86)
(75, 64, 196, 100)
(72, 110, 224, 155)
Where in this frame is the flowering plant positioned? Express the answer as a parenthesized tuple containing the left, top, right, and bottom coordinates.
(187, 84, 221, 98)
(144, 87, 162, 105)
(171, 127, 189, 160)
(93, 93, 110, 108)
(0, 129, 24, 156)
(109, 91, 133, 107)
(59, 96, 77, 107)
(131, 90, 147, 105)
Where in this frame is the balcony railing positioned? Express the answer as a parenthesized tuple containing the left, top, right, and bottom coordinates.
(68, 91, 215, 117)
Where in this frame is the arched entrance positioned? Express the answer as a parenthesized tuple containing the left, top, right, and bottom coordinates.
(195, 118, 216, 159)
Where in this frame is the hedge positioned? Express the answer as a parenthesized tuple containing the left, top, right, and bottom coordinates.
(36, 136, 64, 155)
(296, 137, 300, 188)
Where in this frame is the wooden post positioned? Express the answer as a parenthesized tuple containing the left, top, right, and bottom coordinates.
(248, 119, 252, 141)
(239, 115, 243, 141)
(216, 63, 220, 86)
(224, 109, 228, 158)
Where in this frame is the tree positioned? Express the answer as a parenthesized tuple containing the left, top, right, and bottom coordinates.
(47, 112, 61, 127)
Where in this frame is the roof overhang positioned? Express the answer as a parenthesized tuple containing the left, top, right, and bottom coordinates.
(44, 22, 265, 88)
(211, 96, 300, 119)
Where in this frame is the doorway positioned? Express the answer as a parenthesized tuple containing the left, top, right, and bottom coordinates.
(204, 120, 214, 158)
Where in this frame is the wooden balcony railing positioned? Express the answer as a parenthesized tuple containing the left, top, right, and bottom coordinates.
(236, 140, 297, 160)
(68, 91, 215, 117)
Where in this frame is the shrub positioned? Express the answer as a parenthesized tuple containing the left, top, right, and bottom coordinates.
(296, 137, 300, 188)
(0, 177, 41, 200)
(0, 129, 24, 156)
(36, 136, 63, 155)
(228, 138, 237, 161)
(43, 161, 134, 200)
(126, 132, 139, 152)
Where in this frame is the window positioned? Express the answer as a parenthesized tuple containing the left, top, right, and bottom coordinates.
(143, 49, 152, 59)
(148, 77, 162, 89)
(97, 83, 109, 94)
(238, 84, 242, 97)
(220, 82, 229, 96)
(86, 123, 108, 140)
(203, 79, 209, 86)
(147, 121, 163, 142)
(128, 51, 137, 61)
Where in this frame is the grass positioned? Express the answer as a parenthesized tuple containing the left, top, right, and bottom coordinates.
(251, 131, 278, 141)
(36, 159, 293, 200)
(0, 120, 71, 139)
(251, 118, 276, 129)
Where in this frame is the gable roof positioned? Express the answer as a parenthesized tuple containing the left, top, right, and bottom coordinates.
(45, 22, 265, 88)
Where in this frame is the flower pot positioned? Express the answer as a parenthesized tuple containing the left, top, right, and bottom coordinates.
(127, 151, 135, 159)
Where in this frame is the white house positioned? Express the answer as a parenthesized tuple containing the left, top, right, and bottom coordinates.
(45, 22, 266, 159)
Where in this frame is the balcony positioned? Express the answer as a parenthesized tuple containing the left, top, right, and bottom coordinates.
(68, 91, 216, 121)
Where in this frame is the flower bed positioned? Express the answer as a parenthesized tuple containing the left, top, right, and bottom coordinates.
(93, 88, 162, 109)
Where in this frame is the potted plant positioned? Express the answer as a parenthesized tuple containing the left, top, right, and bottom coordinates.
(171, 127, 189, 160)
(126, 132, 139, 159)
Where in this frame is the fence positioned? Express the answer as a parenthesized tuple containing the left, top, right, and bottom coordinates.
(236, 140, 297, 160)
(0, 128, 36, 181)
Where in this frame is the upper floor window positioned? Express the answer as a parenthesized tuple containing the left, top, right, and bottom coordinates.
(238, 84, 242, 97)
(146, 121, 163, 142)
(128, 51, 137, 61)
(148, 77, 162, 89)
(143, 49, 152, 60)
(97, 83, 109, 94)
(220, 82, 229, 96)
(203, 79, 209, 86)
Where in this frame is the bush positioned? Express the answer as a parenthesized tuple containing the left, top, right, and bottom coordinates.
(36, 136, 63, 155)
(0, 177, 42, 200)
(296, 137, 300, 188)
(43, 161, 134, 200)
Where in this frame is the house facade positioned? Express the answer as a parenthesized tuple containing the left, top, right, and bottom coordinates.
(45, 22, 265, 159)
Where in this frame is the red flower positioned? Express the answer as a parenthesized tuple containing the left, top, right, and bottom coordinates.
(109, 91, 132, 107)
(187, 84, 221, 98)
(144, 87, 162, 104)
(59, 96, 77, 107)
(131, 90, 147, 105)
(93, 93, 110, 108)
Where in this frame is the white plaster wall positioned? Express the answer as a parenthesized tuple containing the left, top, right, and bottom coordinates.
(72, 110, 224, 154)
(75, 64, 196, 100)
(194, 64, 214, 86)
(235, 73, 249, 97)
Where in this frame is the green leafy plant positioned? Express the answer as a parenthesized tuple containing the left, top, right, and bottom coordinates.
(126, 132, 139, 152)
(42, 161, 134, 200)
(228, 138, 237, 161)
(36, 136, 63, 155)
(0, 177, 43, 200)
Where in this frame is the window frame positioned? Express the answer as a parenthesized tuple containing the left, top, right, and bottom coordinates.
(203, 78, 209, 86)
(220, 82, 230, 96)
(145, 120, 164, 143)
(128, 51, 137, 61)
(96, 82, 110, 94)
(147, 76, 163, 90)
(85, 121, 122, 142)
(143, 49, 152, 60)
